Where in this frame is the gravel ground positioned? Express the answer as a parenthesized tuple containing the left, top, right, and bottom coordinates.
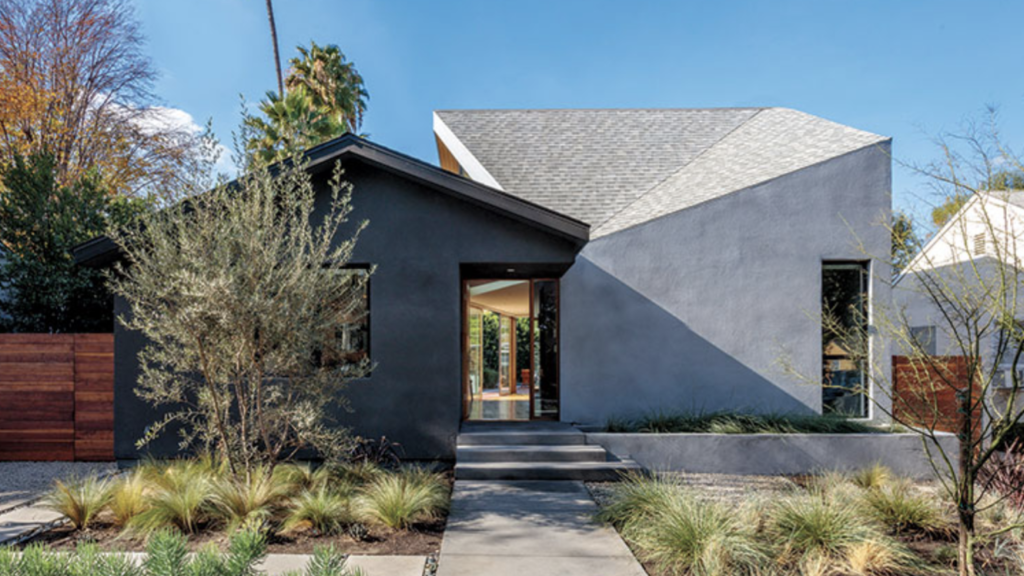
(0, 461, 116, 513)
(587, 472, 799, 507)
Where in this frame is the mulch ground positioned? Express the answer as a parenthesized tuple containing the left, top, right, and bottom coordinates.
(23, 519, 446, 555)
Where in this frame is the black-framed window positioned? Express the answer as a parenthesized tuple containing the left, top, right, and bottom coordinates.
(822, 261, 869, 418)
(320, 266, 370, 367)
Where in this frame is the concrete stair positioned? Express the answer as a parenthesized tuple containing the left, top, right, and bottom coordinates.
(455, 422, 642, 481)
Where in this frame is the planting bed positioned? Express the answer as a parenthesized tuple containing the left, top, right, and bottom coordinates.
(588, 470, 1024, 576)
(21, 518, 445, 555)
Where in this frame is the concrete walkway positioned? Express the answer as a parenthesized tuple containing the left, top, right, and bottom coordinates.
(437, 480, 646, 576)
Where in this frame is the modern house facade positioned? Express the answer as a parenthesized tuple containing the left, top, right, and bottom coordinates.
(77, 107, 893, 461)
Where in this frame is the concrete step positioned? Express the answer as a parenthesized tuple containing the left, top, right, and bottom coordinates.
(457, 431, 585, 446)
(454, 460, 642, 481)
(456, 444, 608, 463)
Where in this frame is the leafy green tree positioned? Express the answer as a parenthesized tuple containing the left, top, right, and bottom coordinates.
(108, 142, 372, 475)
(931, 193, 969, 228)
(891, 211, 920, 278)
(0, 153, 150, 333)
(930, 170, 1024, 228)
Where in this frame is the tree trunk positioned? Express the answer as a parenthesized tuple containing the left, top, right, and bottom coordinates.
(264, 0, 284, 97)
(957, 508, 975, 576)
(956, 384, 976, 576)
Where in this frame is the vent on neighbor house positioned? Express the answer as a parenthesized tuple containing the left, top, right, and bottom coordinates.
(974, 232, 987, 256)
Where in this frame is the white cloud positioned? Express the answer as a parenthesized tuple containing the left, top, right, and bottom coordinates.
(138, 106, 238, 178)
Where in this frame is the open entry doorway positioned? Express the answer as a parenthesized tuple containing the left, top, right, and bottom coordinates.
(463, 278, 559, 421)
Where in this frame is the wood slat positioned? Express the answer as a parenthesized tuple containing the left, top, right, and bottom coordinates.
(0, 334, 74, 345)
(0, 333, 113, 462)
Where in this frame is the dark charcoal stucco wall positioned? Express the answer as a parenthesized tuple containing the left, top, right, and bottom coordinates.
(560, 144, 892, 425)
(112, 159, 580, 462)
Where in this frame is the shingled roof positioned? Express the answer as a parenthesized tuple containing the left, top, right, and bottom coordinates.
(433, 108, 889, 238)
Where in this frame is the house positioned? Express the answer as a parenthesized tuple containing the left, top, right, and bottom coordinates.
(895, 190, 1024, 386)
(76, 107, 892, 461)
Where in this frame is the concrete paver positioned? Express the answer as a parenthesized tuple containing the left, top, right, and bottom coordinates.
(437, 480, 646, 576)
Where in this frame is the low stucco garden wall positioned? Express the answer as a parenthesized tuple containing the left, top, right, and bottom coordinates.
(584, 432, 958, 478)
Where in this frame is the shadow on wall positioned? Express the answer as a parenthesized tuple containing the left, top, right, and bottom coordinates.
(560, 257, 815, 425)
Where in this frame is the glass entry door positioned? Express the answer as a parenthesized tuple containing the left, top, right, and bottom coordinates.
(463, 278, 560, 421)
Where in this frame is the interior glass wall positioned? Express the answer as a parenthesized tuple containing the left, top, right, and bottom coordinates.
(533, 280, 559, 419)
(464, 278, 559, 421)
(822, 262, 869, 418)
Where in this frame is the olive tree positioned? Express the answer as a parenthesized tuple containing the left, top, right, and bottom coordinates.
(109, 147, 371, 476)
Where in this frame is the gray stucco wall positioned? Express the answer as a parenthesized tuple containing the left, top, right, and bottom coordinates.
(560, 143, 893, 426)
(586, 432, 956, 478)
(112, 159, 580, 462)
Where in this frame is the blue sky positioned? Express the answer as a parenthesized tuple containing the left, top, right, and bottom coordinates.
(135, 0, 1024, 229)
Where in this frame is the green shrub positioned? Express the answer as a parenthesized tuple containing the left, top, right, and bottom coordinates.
(282, 486, 355, 535)
(356, 467, 449, 530)
(605, 410, 880, 434)
(287, 545, 367, 576)
(860, 478, 946, 535)
(43, 475, 113, 530)
(0, 528, 324, 576)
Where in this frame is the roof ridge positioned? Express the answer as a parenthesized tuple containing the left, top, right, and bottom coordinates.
(591, 108, 768, 231)
(435, 107, 770, 114)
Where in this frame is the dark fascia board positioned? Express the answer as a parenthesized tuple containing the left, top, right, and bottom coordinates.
(74, 134, 589, 267)
(305, 135, 590, 242)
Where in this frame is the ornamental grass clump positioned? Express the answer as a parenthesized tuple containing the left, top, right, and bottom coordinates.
(108, 470, 149, 528)
(282, 485, 356, 535)
(767, 491, 923, 574)
(631, 494, 767, 576)
(356, 467, 449, 530)
(43, 475, 113, 530)
(860, 478, 947, 536)
(850, 463, 892, 490)
(208, 464, 290, 530)
(598, 473, 766, 576)
(129, 460, 216, 535)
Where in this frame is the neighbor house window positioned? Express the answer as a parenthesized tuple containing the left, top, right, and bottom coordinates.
(910, 326, 936, 355)
(320, 267, 370, 367)
(822, 262, 869, 418)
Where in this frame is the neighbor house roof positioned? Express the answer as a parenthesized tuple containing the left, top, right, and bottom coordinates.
(434, 108, 889, 237)
(74, 134, 590, 267)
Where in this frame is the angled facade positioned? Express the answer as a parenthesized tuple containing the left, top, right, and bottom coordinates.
(81, 108, 893, 461)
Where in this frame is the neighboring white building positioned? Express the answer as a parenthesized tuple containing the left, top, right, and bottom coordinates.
(895, 190, 1024, 388)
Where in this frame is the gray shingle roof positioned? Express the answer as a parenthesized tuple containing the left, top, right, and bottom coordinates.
(434, 108, 888, 237)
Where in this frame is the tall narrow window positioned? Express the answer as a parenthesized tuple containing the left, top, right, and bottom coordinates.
(320, 267, 370, 367)
(822, 262, 869, 417)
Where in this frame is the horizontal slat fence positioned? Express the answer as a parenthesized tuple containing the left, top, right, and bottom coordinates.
(892, 355, 978, 434)
(0, 334, 113, 461)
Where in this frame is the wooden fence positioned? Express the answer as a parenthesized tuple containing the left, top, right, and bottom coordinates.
(892, 355, 978, 434)
(0, 334, 114, 461)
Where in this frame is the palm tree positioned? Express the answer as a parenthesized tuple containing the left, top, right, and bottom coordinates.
(265, 0, 284, 97)
(244, 87, 345, 163)
(286, 41, 368, 134)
